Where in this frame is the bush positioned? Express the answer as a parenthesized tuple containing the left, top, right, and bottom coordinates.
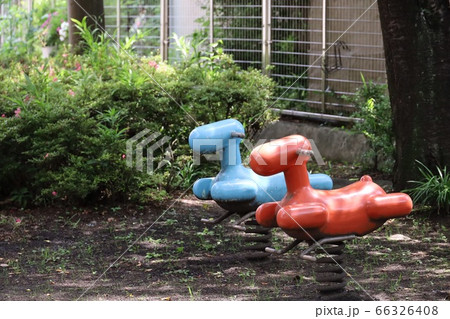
(0, 22, 275, 207)
(0, 64, 141, 205)
(350, 75, 394, 174)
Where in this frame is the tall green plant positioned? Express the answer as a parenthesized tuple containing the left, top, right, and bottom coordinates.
(350, 75, 394, 174)
(406, 161, 450, 215)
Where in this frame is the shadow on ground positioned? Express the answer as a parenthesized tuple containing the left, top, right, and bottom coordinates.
(0, 195, 449, 301)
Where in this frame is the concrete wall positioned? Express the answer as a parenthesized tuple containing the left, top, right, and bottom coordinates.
(256, 120, 371, 164)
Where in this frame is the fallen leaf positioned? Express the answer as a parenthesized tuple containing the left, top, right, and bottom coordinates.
(161, 297, 171, 301)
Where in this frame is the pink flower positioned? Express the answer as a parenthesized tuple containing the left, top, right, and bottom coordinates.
(1, 114, 5, 118)
(57, 27, 61, 32)
(74, 63, 81, 72)
(148, 61, 159, 69)
(68, 89, 75, 96)
(62, 53, 68, 58)
(14, 108, 21, 118)
(44, 153, 49, 159)
(41, 15, 52, 29)
(49, 67, 55, 77)
(52, 77, 58, 82)
(52, 191, 57, 196)
(122, 154, 126, 159)
(15, 218, 21, 224)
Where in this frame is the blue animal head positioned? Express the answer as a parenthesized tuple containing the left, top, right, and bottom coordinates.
(189, 119, 245, 154)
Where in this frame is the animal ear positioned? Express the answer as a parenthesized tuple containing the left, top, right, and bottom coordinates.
(230, 131, 245, 138)
(250, 135, 311, 176)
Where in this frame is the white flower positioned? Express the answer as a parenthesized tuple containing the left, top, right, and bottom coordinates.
(58, 21, 69, 41)
(61, 21, 69, 30)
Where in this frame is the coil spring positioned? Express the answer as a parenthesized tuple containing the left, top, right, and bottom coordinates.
(241, 218, 272, 259)
(315, 241, 347, 300)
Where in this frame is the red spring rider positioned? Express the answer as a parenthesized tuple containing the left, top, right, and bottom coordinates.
(249, 135, 413, 299)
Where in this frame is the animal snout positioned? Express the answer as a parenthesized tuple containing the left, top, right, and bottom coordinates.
(250, 135, 312, 176)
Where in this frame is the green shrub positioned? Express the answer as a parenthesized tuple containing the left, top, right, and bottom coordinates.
(0, 76, 143, 204)
(350, 75, 394, 174)
(405, 161, 450, 215)
(0, 23, 275, 207)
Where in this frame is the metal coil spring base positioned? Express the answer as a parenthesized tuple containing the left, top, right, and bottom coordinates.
(241, 218, 272, 259)
(315, 241, 347, 300)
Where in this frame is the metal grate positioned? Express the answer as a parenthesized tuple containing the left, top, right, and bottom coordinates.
(213, 0, 263, 69)
(212, 0, 386, 114)
(167, 0, 209, 61)
(270, 0, 385, 114)
(0, 0, 32, 48)
(271, 0, 312, 109)
(305, 0, 385, 114)
(104, 0, 160, 54)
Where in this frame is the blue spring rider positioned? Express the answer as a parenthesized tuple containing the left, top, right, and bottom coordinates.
(189, 119, 333, 225)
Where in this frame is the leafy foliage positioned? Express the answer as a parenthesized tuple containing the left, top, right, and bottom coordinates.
(0, 21, 275, 207)
(406, 161, 450, 215)
(0, 0, 67, 64)
(0, 3, 35, 63)
(350, 75, 394, 174)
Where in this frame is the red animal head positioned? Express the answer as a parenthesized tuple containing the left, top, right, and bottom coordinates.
(250, 135, 312, 176)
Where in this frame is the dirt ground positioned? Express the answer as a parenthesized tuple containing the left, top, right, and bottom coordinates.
(0, 192, 449, 301)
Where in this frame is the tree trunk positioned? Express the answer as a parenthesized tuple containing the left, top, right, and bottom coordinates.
(67, 0, 105, 50)
(377, 0, 450, 190)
